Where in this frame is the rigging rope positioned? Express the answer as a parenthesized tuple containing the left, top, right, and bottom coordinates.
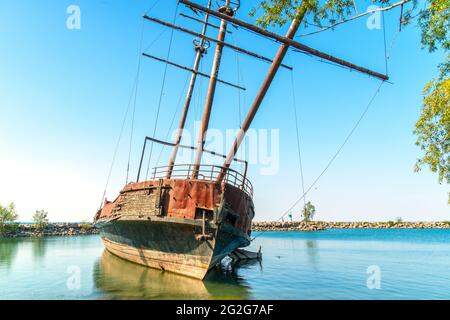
(145, 0, 161, 16)
(234, 31, 242, 125)
(126, 19, 145, 184)
(195, 59, 204, 120)
(287, 52, 307, 212)
(99, 0, 164, 206)
(382, 10, 389, 76)
(387, 29, 400, 61)
(143, 29, 168, 53)
(251, 5, 393, 240)
(99, 74, 139, 209)
(233, 27, 245, 173)
(386, 4, 420, 62)
(251, 79, 386, 241)
(145, 3, 180, 179)
(154, 65, 194, 168)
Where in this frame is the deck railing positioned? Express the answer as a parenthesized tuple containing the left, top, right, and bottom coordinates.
(151, 164, 253, 198)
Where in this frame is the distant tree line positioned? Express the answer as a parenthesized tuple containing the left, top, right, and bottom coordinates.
(0, 202, 49, 234)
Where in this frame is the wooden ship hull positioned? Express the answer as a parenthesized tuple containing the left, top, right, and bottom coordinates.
(94, 249, 251, 299)
(95, 165, 254, 280)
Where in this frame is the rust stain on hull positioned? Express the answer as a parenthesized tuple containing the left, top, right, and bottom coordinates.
(95, 176, 255, 280)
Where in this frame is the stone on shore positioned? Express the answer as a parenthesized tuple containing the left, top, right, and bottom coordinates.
(0, 223, 99, 238)
(2, 221, 449, 238)
(251, 221, 450, 232)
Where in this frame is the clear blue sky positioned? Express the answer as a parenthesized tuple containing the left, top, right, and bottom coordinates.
(0, 0, 448, 222)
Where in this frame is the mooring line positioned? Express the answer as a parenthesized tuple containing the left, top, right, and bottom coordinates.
(251, 80, 385, 241)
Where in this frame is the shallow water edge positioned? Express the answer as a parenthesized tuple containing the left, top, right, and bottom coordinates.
(1, 229, 450, 299)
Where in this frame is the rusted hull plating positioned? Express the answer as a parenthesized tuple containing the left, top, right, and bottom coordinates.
(94, 178, 254, 279)
(101, 236, 211, 279)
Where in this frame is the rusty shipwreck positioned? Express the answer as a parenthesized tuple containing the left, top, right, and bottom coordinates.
(95, 0, 255, 280)
(95, 163, 254, 279)
(95, 0, 388, 280)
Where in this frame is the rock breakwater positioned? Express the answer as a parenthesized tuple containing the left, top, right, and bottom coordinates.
(0, 223, 99, 238)
(252, 221, 450, 231)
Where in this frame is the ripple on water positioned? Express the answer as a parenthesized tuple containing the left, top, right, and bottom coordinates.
(1, 229, 450, 299)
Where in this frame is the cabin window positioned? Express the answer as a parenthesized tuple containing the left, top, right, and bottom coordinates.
(195, 208, 213, 221)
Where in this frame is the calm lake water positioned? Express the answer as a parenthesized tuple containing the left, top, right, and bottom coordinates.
(1, 229, 449, 299)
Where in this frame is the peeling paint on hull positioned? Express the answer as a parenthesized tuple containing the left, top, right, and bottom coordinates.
(95, 178, 254, 280)
(98, 219, 250, 279)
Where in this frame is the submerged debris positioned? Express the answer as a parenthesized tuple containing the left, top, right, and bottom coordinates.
(230, 247, 262, 262)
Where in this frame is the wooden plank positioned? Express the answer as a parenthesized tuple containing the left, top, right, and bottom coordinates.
(102, 237, 212, 279)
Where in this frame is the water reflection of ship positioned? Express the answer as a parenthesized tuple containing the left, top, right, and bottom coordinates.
(94, 250, 251, 299)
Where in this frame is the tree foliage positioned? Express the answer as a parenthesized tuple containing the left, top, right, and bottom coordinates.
(0, 203, 19, 233)
(251, 0, 449, 201)
(414, 79, 449, 195)
(418, 0, 449, 61)
(414, 0, 449, 203)
(250, 0, 408, 29)
(302, 201, 316, 222)
(32, 210, 49, 230)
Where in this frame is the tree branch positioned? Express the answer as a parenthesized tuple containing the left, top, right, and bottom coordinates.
(299, 0, 412, 37)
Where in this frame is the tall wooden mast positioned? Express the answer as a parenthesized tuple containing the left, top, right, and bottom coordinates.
(191, 0, 234, 179)
(217, 2, 311, 182)
(140, 0, 389, 183)
(166, 0, 213, 179)
(175, 0, 388, 183)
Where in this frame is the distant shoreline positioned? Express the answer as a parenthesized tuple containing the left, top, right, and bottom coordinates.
(0, 223, 99, 238)
(252, 221, 450, 231)
(1, 221, 450, 238)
